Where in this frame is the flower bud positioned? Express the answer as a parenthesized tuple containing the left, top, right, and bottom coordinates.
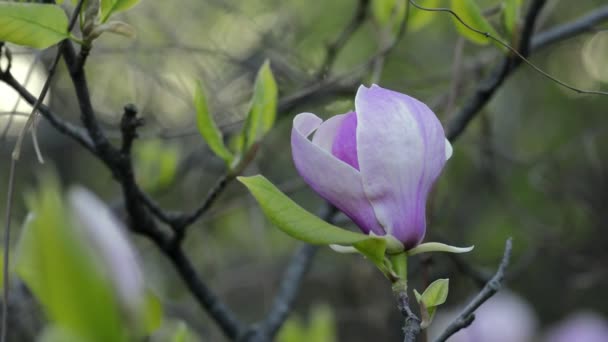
(291, 84, 452, 249)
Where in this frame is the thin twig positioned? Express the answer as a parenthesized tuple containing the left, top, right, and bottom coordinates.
(433, 238, 513, 342)
(243, 205, 337, 342)
(1, 161, 16, 342)
(443, 0, 548, 141)
(411, 0, 608, 98)
(316, 0, 370, 79)
(396, 288, 421, 342)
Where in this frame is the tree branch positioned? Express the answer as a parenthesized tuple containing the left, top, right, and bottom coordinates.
(242, 205, 337, 342)
(0, 71, 94, 153)
(54, 40, 246, 339)
(433, 238, 513, 342)
(316, 0, 370, 79)
(396, 288, 421, 342)
(446, 0, 547, 141)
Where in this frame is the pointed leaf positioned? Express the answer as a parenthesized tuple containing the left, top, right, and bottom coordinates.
(416, 278, 449, 329)
(0, 3, 69, 49)
(419, 278, 449, 308)
(101, 0, 140, 22)
(238, 175, 393, 269)
(194, 81, 233, 164)
(241, 61, 278, 151)
(450, 0, 502, 46)
(407, 242, 474, 256)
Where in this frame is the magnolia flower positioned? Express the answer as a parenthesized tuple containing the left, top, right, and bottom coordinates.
(68, 187, 145, 316)
(544, 312, 608, 342)
(291, 84, 452, 249)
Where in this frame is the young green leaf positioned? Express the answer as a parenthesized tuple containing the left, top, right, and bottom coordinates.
(503, 0, 522, 38)
(237, 175, 398, 273)
(0, 3, 69, 49)
(101, 0, 140, 23)
(450, 0, 501, 46)
(15, 177, 128, 342)
(241, 61, 278, 151)
(194, 81, 234, 164)
(415, 278, 449, 328)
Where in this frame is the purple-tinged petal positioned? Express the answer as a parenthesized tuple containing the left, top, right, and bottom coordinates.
(68, 187, 145, 315)
(311, 113, 349, 151)
(355, 84, 448, 248)
(544, 312, 608, 342)
(291, 112, 385, 235)
(331, 112, 359, 170)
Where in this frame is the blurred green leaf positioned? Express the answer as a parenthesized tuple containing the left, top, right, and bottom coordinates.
(237, 175, 397, 273)
(134, 140, 180, 191)
(278, 305, 337, 342)
(101, 0, 140, 23)
(15, 176, 128, 342)
(371, 0, 407, 34)
(170, 322, 193, 342)
(241, 61, 278, 152)
(408, 0, 439, 31)
(308, 305, 337, 342)
(503, 0, 522, 38)
(142, 291, 163, 335)
(450, 0, 502, 47)
(0, 2, 69, 49)
(278, 316, 306, 342)
(194, 80, 234, 164)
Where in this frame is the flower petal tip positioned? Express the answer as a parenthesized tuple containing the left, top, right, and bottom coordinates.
(407, 242, 474, 256)
(329, 244, 359, 254)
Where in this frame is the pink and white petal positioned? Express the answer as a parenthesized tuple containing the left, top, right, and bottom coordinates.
(355, 85, 447, 248)
(292, 113, 385, 235)
(330, 112, 359, 170)
(311, 112, 349, 151)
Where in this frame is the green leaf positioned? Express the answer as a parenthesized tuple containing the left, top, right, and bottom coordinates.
(408, 0, 439, 32)
(170, 322, 192, 342)
(450, 0, 501, 46)
(0, 3, 69, 49)
(418, 278, 449, 308)
(194, 80, 233, 164)
(101, 0, 140, 23)
(15, 176, 128, 342)
(134, 140, 180, 191)
(503, 0, 522, 38)
(237, 175, 398, 271)
(240, 61, 278, 152)
(141, 291, 163, 334)
(308, 305, 337, 342)
(415, 278, 449, 328)
(371, 0, 407, 35)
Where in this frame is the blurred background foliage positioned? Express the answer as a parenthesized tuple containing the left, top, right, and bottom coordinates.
(1, 0, 608, 340)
